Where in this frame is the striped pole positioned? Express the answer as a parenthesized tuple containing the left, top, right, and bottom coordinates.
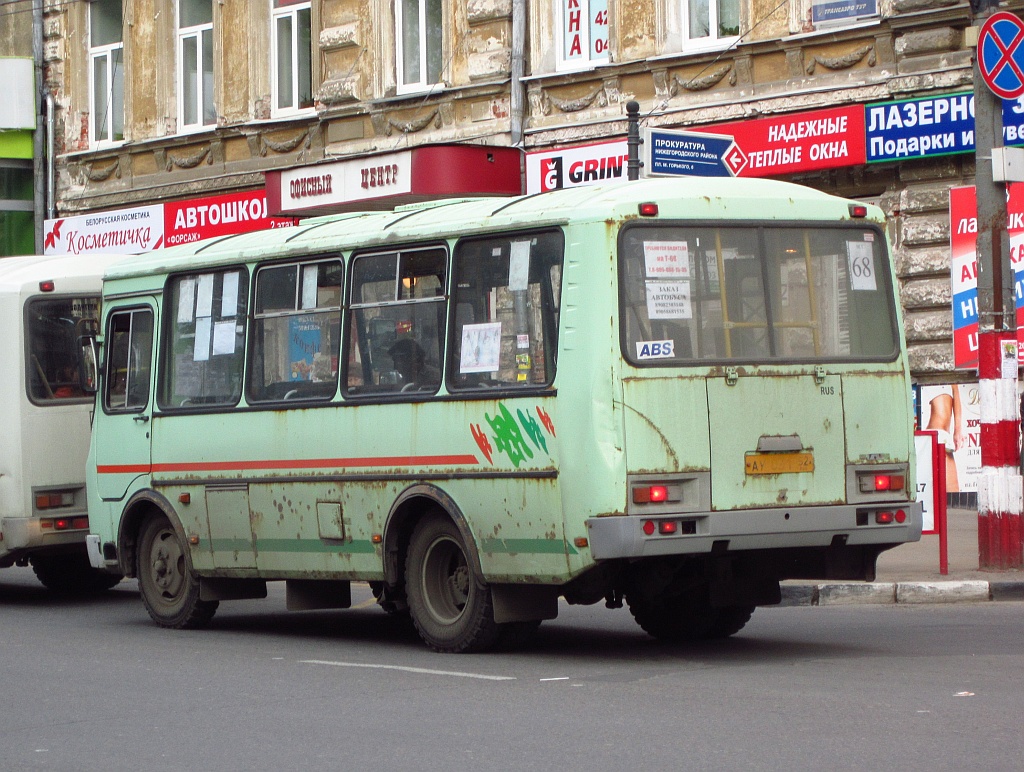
(977, 331, 1023, 570)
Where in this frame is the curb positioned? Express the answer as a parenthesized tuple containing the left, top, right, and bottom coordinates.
(779, 580, 1024, 607)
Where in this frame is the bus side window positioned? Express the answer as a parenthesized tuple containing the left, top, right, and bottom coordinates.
(104, 308, 153, 412)
(159, 270, 247, 409)
(248, 259, 341, 403)
(343, 247, 446, 396)
(448, 230, 564, 391)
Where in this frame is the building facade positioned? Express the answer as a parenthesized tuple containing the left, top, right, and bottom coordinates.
(7, 0, 1016, 384)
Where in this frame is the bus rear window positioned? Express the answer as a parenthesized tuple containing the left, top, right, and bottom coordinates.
(619, 224, 898, 365)
(26, 296, 100, 403)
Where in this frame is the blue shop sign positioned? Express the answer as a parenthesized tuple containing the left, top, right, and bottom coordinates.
(812, 0, 878, 25)
(866, 91, 1024, 163)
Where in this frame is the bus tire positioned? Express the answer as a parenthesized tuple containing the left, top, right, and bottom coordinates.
(137, 514, 218, 629)
(405, 514, 500, 653)
(29, 553, 122, 595)
(625, 590, 753, 642)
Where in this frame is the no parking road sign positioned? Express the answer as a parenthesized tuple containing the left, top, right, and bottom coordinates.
(978, 11, 1024, 100)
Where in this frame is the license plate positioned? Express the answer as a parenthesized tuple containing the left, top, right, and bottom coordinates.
(744, 451, 814, 475)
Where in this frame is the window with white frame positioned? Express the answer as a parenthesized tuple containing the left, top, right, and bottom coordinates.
(396, 0, 443, 94)
(271, 0, 313, 115)
(685, 0, 740, 48)
(89, 0, 124, 145)
(556, 0, 609, 71)
(177, 0, 215, 131)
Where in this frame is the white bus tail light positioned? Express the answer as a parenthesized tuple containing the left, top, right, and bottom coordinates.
(38, 280, 55, 292)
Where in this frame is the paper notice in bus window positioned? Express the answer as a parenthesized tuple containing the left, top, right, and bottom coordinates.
(508, 241, 531, 291)
(644, 241, 690, 278)
(194, 317, 211, 362)
(196, 274, 215, 317)
(460, 322, 502, 373)
(212, 320, 236, 356)
(846, 242, 876, 291)
(301, 265, 318, 310)
(177, 278, 196, 324)
(646, 281, 692, 319)
(221, 271, 240, 317)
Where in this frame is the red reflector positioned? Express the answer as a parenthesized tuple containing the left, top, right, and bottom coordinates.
(39, 280, 55, 292)
(658, 521, 678, 535)
(642, 520, 656, 536)
(895, 510, 907, 524)
(71, 517, 90, 530)
(875, 511, 894, 524)
(54, 518, 71, 531)
(849, 204, 868, 218)
(638, 202, 659, 217)
(40, 519, 53, 529)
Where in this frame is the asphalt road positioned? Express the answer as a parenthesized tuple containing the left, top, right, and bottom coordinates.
(1, 565, 1021, 772)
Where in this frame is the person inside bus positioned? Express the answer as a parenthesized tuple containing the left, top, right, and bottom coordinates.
(387, 338, 440, 390)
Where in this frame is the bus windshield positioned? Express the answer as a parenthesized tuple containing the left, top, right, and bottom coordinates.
(620, 223, 899, 364)
(26, 296, 100, 402)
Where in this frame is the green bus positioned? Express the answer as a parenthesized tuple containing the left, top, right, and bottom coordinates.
(84, 177, 921, 652)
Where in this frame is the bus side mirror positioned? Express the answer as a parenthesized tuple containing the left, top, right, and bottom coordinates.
(78, 335, 99, 395)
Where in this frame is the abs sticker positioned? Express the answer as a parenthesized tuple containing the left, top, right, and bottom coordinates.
(636, 340, 675, 359)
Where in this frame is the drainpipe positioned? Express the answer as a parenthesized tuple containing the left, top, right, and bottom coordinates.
(510, 0, 525, 149)
(46, 92, 55, 220)
(32, 0, 45, 253)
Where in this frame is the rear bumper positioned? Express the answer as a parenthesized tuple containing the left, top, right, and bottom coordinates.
(585, 501, 923, 560)
(1, 517, 91, 565)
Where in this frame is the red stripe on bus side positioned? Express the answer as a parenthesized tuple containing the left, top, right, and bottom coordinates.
(96, 464, 153, 474)
(146, 455, 480, 473)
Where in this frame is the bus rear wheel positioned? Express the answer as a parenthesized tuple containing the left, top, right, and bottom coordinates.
(137, 514, 218, 629)
(29, 553, 122, 595)
(406, 514, 500, 653)
(625, 589, 754, 642)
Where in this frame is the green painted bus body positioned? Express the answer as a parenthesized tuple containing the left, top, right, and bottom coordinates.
(85, 178, 920, 598)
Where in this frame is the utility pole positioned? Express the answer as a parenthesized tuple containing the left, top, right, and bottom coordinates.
(970, 2, 1023, 569)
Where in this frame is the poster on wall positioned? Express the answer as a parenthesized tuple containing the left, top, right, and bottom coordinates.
(918, 383, 981, 494)
(948, 183, 1024, 368)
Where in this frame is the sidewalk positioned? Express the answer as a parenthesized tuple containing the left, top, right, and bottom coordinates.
(780, 508, 1024, 606)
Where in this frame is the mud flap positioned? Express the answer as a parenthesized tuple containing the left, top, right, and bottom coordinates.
(491, 584, 559, 623)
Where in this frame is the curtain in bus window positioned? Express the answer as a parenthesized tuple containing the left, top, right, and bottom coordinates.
(105, 309, 153, 411)
(619, 225, 897, 364)
(248, 259, 341, 403)
(159, 270, 247, 408)
(26, 296, 100, 403)
(344, 247, 446, 396)
(449, 230, 564, 390)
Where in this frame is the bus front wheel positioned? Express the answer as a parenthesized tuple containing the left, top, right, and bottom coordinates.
(406, 514, 500, 653)
(137, 514, 218, 629)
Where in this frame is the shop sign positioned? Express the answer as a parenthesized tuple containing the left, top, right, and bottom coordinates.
(694, 104, 865, 176)
(811, 0, 877, 25)
(948, 183, 1024, 369)
(164, 190, 297, 247)
(274, 152, 413, 214)
(525, 140, 629, 193)
(43, 205, 164, 256)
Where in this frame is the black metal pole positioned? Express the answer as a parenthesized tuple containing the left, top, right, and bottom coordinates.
(627, 101, 640, 181)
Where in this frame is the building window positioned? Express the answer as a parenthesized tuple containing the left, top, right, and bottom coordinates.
(271, 0, 313, 115)
(396, 0, 443, 94)
(89, 0, 124, 145)
(178, 0, 215, 131)
(556, 0, 609, 71)
(685, 0, 739, 48)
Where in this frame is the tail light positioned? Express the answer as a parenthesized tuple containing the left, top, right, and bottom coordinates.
(631, 484, 681, 504)
(35, 491, 75, 510)
(857, 472, 905, 494)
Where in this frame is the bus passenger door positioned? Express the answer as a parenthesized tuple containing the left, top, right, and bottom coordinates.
(94, 304, 156, 501)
